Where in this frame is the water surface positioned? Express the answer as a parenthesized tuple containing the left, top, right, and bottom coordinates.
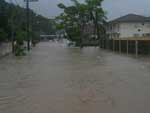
(0, 42, 150, 113)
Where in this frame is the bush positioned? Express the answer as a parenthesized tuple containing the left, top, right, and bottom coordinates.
(14, 43, 26, 56)
(14, 31, 26, 56)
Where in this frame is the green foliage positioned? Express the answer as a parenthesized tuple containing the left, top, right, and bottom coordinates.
(14, 44, 26, 56)
(58, 3, 66, 9)
(14, 31, 26, 56)
(56, 0, 107, 46)
(0, 28, 8, 42)
(0, 0, 56, 43)
(16, 30, 26, 45)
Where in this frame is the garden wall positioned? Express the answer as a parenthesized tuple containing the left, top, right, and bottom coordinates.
(0, 43, 12, 57)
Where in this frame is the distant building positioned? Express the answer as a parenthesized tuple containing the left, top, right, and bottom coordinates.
(106, 14, 150, 39)
(83, 22, 95, 36)
(40, 35, 57, 41)
(83, 22, 98, 40)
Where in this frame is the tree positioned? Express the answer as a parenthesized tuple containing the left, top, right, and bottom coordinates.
(56, 0, 106, 47)
(14, 30, 26, 56)
(0, 0, 56, 54)
(0, 28, 8, 42)
(0, 0, 9, 42)
(56, 1, 88, 46)
(85, 0, 107, 41)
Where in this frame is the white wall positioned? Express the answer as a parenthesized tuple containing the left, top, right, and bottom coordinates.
(106, 23, 120, 39)
(0, 43, 12, 57)
(107, 22, 150, 39)
(120, 22, 150, 38)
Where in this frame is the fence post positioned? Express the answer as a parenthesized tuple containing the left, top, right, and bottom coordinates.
(127, 40, 129, 55)
(113, 39, 115, 51)
(119, 39, 121, 53)
(135, 40, 138, 57)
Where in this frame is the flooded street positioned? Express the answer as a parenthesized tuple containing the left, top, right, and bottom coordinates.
(1, 42, 150, 113)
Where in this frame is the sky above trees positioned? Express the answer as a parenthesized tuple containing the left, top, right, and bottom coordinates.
(8, 0, 150, 20)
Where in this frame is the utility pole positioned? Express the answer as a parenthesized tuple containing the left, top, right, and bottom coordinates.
(9, 0, 15, 53)
(26, 0, 30, 51)
(24, 0, 38, 50)
(11, 13, 15, 53)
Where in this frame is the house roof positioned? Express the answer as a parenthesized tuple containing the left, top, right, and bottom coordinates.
(110, 14, 150, 23)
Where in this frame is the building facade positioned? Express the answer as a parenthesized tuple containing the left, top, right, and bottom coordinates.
(107, 14, 150, 39)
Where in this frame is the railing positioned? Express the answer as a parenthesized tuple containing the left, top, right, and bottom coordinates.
(112, 36, 150, 41)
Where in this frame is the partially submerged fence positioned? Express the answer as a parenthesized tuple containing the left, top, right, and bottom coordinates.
(100, 37, 150, 57)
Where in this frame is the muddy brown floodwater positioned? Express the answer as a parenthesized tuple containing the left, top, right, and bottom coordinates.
(0, 42, 150, 113)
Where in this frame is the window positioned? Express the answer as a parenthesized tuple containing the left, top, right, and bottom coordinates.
(138, 29, 141, 32)
(134, 34, 140, 37)
(143, 33, 150, 37)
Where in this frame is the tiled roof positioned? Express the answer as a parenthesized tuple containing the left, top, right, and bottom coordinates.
(110, 14, 150, 23)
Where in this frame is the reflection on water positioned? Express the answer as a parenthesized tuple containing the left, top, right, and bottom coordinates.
(0, 42, 150, 113)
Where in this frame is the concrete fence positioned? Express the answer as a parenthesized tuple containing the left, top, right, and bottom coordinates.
(0, 43, 12, 57)
(99, 38, 150, 57)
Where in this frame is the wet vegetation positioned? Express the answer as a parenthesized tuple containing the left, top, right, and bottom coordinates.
(56, 0, 107, 47)
(0, 0, 56, 55)
(0, 0, 56, 42)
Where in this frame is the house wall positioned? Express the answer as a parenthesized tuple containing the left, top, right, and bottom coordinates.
(106, 23, 120, 39)
(107, 22, 150, 39)
(120, 22, 150, 38)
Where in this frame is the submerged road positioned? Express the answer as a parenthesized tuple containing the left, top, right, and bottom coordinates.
(0, 42, 150, 113)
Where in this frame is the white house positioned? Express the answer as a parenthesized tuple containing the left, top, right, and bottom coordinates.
(107, 14, 150, 39)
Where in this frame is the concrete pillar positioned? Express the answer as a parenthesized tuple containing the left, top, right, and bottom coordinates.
(113, 39, 115, 51)
(107, 39, 109, 50)
(103, 39, 105, 49)
(119, 39, 121, 53)
(106, 39, 109, 49)
(127, 40, 129, 55)
(101, 39, 103, 48)
(135, 40, 138, 57)
(100, 39, 102, 48)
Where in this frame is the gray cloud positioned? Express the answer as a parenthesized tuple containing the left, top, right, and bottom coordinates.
(11, 0, 150, 19)
(103, 0, 150, 20)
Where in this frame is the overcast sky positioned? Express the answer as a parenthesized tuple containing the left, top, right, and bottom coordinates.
(11, 0, 150, 20)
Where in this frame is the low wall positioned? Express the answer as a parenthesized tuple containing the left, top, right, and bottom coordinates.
(0, 43, 12, 57)
(100, 39, 150, 55)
